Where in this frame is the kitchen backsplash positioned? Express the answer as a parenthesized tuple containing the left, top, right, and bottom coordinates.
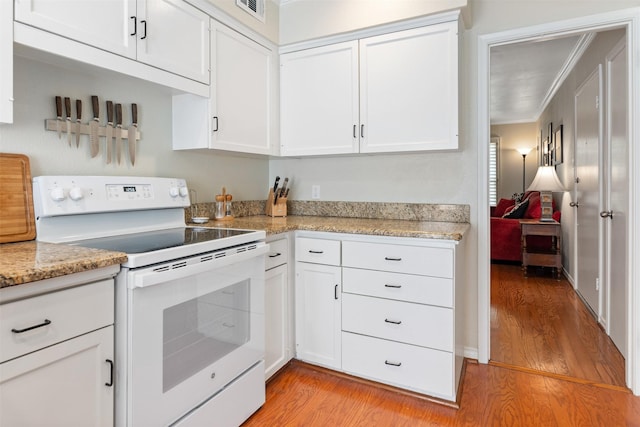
(186, 200, 469, 223)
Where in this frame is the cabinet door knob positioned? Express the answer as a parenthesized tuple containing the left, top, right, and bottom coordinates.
(384, 283, 402, 289)
(384, 318, 402, 325)
(334, 284, 339, 300)
(384, 360, 402, 367)
(384, 257, 402, 261)
(600, 210, 613, 218)
(308, 250, 324, 254)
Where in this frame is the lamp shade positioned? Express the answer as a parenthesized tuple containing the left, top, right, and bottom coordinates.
(526, 166, 565, 192)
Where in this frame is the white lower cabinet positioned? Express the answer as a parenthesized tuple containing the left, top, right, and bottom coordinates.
(295, 259, 342, 370)
(294, 233, 464, 402)
(265, 236, 292, 379)
(0, 274, 116, 426)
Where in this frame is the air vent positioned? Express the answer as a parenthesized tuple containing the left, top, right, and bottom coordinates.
(201, 255, 214, 262)
(236, 0, 265, 22)
(172, 261, 187, 269)
(153, 265, 171, 273)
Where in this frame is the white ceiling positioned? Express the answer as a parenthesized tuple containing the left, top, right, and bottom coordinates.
(490, 34, 591, 125)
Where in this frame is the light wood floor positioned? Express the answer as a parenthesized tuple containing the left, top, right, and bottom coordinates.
(243, 360, 640, 426)
(490, 263, 626, 388)
(243, 263, 638, 426)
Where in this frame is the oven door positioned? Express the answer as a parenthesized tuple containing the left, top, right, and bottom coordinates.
(125, 246, 266, 427)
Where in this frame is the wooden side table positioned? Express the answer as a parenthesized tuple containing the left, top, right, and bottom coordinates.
(520, 219, 562, 279)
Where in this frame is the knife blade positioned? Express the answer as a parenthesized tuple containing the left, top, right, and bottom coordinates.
(115, 103, 123, 164)
(55, 96, 62, 139)
(128, 103, 138, 166)
(105, 101, 114, 164)
(75, 99, 82, 147)
(64, 97, 72, 146)
(89, 95, 100, 157)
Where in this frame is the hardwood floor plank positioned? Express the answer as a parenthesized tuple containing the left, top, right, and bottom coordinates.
(490, 263, 626, 387)
(244, 360, 640, 426)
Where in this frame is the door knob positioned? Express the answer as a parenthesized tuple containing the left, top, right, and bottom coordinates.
(600, 210, 613, 218)
(569, 202, 579, 208)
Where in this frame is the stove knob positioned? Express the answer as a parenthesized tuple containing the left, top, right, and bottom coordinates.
(50, 187, 66, 202)
(169, 186, 179, 198)
(179, 186, 189, 198)
(69, 187, 84, 201)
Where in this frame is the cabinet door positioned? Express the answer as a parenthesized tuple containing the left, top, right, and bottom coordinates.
(14, 0, 136, 58)
(359, 22, 458, 153)
(0, 326, 114, 427)
(295, 262, 342, 370)
(137, 0, 209, 84)
(265, 264, 290, 379)
(211, 22, 274, 155)
(280, 41, 359, 156)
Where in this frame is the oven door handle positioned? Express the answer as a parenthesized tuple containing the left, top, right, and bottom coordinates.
(129, 243, 268, 288)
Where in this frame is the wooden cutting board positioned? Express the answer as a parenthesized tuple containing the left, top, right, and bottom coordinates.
(0, 153, 36, 243)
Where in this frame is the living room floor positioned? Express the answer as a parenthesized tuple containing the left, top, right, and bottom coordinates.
(490, 262, 626, 388)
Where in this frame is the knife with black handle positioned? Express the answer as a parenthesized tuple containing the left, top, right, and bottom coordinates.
(89, 95, 100, 157)
(64, 97, 72, 146)
(75, 99, 82, 147)
(272, 176, 280, 205)
(55, 96, 62, 139)
(115, 104, 123, 164)
(105, 101, 114, 164)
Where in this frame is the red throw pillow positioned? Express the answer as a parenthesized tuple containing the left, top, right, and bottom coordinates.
(494, 198, 516, 217)
(525, 193, 541, 219)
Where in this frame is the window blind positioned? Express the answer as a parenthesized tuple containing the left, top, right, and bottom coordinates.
(489, 138, 499, 206)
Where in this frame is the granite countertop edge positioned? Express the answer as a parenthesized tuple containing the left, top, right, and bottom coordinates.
(1, 215, 469, 289)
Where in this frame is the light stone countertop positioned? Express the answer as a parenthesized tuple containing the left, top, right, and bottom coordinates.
(191, 215, 470, 241)
(0, 241, 127, 288)
(1, 214, 469, 289)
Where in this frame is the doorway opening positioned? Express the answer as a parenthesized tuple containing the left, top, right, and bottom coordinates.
(477, 9, 640, 395)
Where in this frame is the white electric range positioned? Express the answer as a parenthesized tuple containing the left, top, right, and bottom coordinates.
(33, 175, 267, 427)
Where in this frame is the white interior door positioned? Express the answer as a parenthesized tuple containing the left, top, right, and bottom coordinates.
(606, 40, 629, 358)
(574, 65, 602, 318)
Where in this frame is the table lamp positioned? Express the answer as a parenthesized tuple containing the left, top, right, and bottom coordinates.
(526, 166, 565, 222)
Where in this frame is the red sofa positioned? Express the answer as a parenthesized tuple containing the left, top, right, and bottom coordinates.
(490, 191, 561, 262)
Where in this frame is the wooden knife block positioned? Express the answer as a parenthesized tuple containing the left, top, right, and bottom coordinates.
(265, 189, 287, 217)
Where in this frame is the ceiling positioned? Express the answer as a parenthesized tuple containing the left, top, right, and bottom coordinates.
(490, 34, 592, 125)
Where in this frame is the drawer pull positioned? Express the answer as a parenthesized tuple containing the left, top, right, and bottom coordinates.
(11, 319, 51, 334)
(268, 252, 282, 258)
(309, 250, 324, 254)
(384, 318, 402, 325)
(384, 283, 402, 289)
(105, 359, 114, 387)
(384, 257, 402, 261)
(384, 360, 402, 367)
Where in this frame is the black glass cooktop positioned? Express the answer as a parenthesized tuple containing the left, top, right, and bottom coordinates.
(71, 227, 253, 254)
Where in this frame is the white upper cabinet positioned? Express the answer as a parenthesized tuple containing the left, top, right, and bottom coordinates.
(280, 41, 359, 156)
(137, 0, 210, 84)
(210, 21, 275, 155)
(173, 21, 277, 156)
(14, 0, 136, 58)
(359, 24, 458, 153)
(280, 20, 459, 156)
(14, 0, 209, 84)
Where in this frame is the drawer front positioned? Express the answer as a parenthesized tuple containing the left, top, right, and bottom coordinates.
(342, 241, 453, 278)
(295, 237, 341, 266)
(342, 267, 453, 307)
(266, 238, 289, 270)
(0, 279, 114, 363)
(342, 332, 454, 399)
(342, 293, 453, 351)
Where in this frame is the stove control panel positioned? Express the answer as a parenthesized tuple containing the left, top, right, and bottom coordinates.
(33, 176, 191, 217)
